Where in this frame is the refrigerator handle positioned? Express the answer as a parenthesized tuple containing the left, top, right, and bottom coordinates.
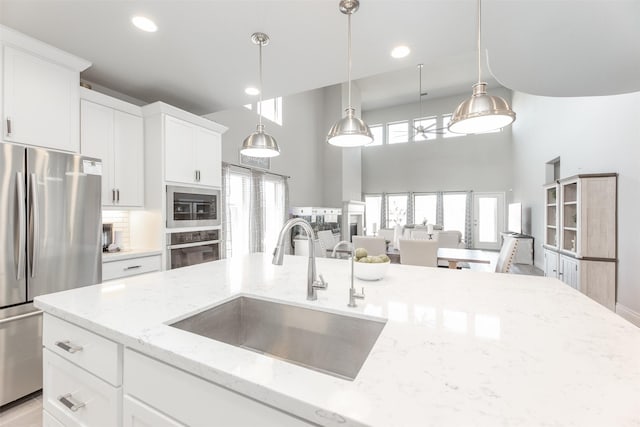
(15, 172, 26, 280)
(29, 173, 40, 278)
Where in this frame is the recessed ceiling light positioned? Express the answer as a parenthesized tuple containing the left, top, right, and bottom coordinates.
(391, 45, 410, 59)
(245, 87, 260, 96)
(131, 16, 158, 33)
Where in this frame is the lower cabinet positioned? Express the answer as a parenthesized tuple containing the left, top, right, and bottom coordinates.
(43, 349, 122, 427)
(102, 254, 162, 282)
(123, 395, 183, 427)
(543, 248, 615, 310)
(41, 314, 311, 427)
(124, 349, 311, 426)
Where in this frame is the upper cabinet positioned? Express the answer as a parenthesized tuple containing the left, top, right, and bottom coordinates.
(164, 115, 222, 187)
(142, 102, 227, 189)
(1, 25, 90, 152)
(80, 88, 144, 207)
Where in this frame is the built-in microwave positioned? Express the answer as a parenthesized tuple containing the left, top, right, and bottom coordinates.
(166, 185, 220, 228)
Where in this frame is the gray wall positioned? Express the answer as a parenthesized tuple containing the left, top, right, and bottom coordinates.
(361, 89, 513, 194)
(510, 90, 640, 316)
(206, 88, 327, 207)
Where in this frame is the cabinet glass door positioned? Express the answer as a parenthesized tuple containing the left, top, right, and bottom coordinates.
(544, 185, 558, 248)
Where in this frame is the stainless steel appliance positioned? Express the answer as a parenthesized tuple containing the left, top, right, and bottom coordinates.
(0, 144, 102, 406)
(167, 229, 220, 269)
(166, 186, 220, 228)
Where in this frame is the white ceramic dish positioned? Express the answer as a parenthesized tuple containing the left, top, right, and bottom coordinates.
(353, 260, 390, 281)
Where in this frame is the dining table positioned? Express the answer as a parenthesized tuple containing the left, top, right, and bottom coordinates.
(436, 247, 493, 269)
(384, 246, 493, 269)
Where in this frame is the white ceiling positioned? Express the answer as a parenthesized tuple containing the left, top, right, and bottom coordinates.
(1, 0, 639, 115)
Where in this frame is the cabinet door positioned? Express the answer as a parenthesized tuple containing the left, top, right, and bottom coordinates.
(559, 256, 579, 290)
(543, 250, 558, 278)
(123, 395, 184, 427)
(3, 46, 79, 152)
(193, 127, 221, 187)
(164, 116, 195, 184)
(80, 100, 114, 206)
(113, 110, 144, 207)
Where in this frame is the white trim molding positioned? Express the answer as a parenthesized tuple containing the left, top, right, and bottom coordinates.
(616, 303, 640, 328)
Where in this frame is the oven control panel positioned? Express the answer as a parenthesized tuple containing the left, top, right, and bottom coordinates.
(168, 230, 219, 245)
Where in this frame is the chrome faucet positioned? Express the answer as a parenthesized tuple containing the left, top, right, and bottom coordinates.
(272, 218, 328, 301)
(332, 240, 365, 308)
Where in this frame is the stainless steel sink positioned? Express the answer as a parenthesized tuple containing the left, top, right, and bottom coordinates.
(170, 296, 386, 380)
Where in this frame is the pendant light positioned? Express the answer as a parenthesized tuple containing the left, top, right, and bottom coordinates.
(448, 0, 515, 134)
(241, 32, 280, 158)
(327, 0, 373, 147)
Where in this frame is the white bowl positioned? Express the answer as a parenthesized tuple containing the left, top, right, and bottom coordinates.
(353, 260, 390, 281)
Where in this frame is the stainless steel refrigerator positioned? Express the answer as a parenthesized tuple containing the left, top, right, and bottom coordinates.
(0, 144, 102, 406)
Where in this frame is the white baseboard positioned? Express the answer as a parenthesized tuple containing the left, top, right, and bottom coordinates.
(616, 303, 640, 328)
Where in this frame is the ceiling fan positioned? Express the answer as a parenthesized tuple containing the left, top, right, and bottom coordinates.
(390, 64, 448, 142)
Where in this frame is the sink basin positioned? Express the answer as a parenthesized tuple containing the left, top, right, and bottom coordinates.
(170, 296, 386, 380)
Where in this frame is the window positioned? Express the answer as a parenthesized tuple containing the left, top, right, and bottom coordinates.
(364, 195, 382, 235)
(367, 124, 384, 146)
(244, 97, 282, 125)
(443, 193, 467, 241)
(226, 170, 252, 258)
(225, 168, 286, 258)
(258, 97, 283, 126)
(263, 176, 286, 251)
(414, 194, 437, 225)
(387, 121, 409, 144)
(413, 116, 437, 142)
(387, 194, 408, 227)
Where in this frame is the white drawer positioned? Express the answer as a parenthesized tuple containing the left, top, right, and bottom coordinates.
(43, 314, 122, 386)
(43, 410, 65, 427)
(43, 349, 122, 427)
(103, 255, 161, 281)
(124, 349, 311, 426)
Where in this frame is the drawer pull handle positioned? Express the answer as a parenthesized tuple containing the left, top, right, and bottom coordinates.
(58, 393, 85, 412)
(55, 340, 83, 354)
(124, 265, 142, 270)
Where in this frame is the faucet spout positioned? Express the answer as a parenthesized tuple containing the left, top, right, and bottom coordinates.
(272, 218, 327, 301)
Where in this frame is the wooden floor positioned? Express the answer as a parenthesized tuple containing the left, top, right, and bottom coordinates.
(0, 392, 42, 427)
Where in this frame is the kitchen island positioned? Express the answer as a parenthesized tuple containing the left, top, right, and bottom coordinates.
(35, 254, 640, 426)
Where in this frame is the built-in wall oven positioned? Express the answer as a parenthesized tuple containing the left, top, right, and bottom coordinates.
(167, 230, 220, 269)
(166, 186, 220, 228)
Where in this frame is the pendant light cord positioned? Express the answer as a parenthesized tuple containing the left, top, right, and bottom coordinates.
(258, 40, 263, 126)
(476, 0, 482, 85)
(347, 12, 352, 109)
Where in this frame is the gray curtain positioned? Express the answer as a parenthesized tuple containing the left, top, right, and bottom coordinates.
(221, 164, 231, 258)
(464, 191, 473, 248)
(436, 192, 444, 226)
(282, 176, 292, 255)
(249, 170, 265, 253)
(406, 192, 414, 226)
(380, 192, 388, 229)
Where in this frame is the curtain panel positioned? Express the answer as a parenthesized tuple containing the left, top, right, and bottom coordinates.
(249, 170, 266, 253)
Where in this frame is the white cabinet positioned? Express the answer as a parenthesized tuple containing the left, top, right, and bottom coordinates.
(1, 26, 90, 151)
(123, 396, 184, 427)
(42, 315, 123, 427)
(164, 115, 221, 187)
(543, 248, 558, 278)
(102, 254, 162, 282)
(559, 254, 579, 290)
(81, 89, 144, 207)
(124, 349, 310, 426)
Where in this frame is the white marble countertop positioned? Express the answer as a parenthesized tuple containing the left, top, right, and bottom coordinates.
(102, 248, 163, 263)
(35, 254, 640, 426)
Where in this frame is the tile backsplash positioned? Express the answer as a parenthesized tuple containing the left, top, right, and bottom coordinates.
(102, 210, 130, 250)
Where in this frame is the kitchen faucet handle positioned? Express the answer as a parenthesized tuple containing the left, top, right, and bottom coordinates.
(315, 274, 328, 290)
